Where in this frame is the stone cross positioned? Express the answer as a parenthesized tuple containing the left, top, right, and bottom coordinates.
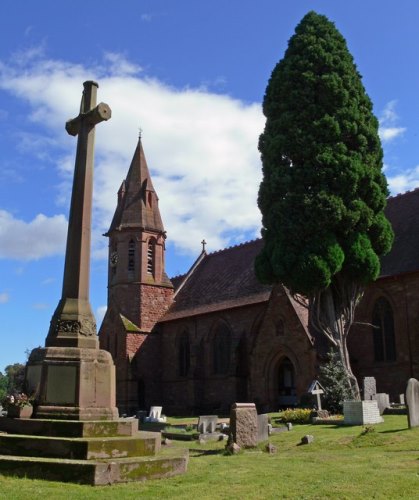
(46, 81, 111, 349)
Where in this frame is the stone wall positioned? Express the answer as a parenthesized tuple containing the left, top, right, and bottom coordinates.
(349, 272, 419, 400)
(139, 284, 174, 332)
(159, 301, 265, 414)
(158, 286, 317, 414)
(249, 286, 317, 411)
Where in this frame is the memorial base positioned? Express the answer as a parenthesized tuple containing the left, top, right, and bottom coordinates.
(0, 418, 188, 485)
(26, 346, 118, 421)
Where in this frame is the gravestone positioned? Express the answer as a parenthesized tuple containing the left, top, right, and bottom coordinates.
(399, 394, 405, 405)
(266, 442, 277, 454)
(230, 402, 258, 448)
(374, 393, 390, 415)
(198, 415, 218, 434)
(363, 377, 377, 401)
(301, 435, 314, 444)
(343, 400, 383, 425)
(257, 413, 269, 442)
(144, 406, 166, 423)
(405, 378, 419, 428)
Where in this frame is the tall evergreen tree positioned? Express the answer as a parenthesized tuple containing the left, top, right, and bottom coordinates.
(256, 11, 394, 399)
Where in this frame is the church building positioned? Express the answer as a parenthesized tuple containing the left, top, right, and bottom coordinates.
(99, 138, 419, 415)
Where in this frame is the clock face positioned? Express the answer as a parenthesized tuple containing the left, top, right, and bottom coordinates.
(110, 251, 118, 267)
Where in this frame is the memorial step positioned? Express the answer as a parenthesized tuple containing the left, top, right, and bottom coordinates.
(0, 447, 188, 485)
(0, 431, 160, 460)
(0, 417, 137, 438)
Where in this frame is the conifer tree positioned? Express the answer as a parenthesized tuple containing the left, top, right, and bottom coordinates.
(256, 11, 394, 399)
(319, 349, 353, 413)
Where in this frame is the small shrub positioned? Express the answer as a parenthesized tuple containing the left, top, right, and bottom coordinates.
(164, 426, 187, 434)
(163, 425, 196, 435)
(319, 349, 353, 414)
(361, 425, 375, 435)
(278, 408, 312, 424)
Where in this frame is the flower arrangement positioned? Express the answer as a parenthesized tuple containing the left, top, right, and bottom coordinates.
(2, 393, 32, 410)
(2, 393, 34, 418)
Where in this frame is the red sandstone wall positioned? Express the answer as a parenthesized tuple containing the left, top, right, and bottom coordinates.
(139, 284, 174, 332)
(249, 286, 317, 411)
(349, 272, 419, 399)
(159, 302, 266, 414)
(158, 289, 317, 414)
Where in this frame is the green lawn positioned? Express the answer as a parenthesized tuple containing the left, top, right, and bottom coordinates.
(0, 415, 418, 499)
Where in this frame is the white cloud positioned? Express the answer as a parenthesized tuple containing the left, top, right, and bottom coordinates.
(380, 127, 406, 142)
(387, 165, 419, 195)
(103, 52, 142, 77)
(0, 211, 67, 260)
(379, 100, 406, 143)
(0, 292, 9, 303)
(0, 51, 264, 258)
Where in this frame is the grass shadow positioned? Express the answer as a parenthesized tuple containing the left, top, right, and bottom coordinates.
(379, 428, 409, 434)
(189, 448, 225, 457)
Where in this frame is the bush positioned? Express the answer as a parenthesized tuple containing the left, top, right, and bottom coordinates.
(278, 408, 312, 424)
(319, 349, 353, 414)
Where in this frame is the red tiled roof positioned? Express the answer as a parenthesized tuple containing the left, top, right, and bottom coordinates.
(380, 188, 419, 277)
(162, 239, 272, 321)
(107, 138, 164, 234)
(161, 190, 419, 321)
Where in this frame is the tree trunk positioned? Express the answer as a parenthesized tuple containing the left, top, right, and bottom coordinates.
(308, 280, 361, 400)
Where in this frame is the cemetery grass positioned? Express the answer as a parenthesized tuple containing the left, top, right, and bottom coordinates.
(0, 416, 418, 499)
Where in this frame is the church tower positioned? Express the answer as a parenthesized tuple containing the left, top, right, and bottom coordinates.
(99, 137, 174, 413)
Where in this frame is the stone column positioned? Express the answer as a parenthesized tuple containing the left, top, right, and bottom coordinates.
(25, 82, 118, 420)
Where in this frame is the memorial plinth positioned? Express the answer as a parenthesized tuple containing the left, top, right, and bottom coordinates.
(25, 81, 117, 421)
(0, 418, 188, 485)
(0, 81, 188, 484)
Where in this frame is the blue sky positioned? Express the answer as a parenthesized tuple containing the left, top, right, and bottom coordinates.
(1, 0, 418, 371)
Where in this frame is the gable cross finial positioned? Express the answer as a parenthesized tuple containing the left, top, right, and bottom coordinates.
(201, 239, 207, 252)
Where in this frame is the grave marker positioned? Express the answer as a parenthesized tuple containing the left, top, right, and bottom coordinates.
(405, 378, 419, 428)
(308, 380, 325, 410)
(230, 403, 258, 448)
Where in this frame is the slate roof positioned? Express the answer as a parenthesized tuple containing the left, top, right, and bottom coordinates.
(161, 189, 419, 322)
(107, 138, 164, 234)
(380, 188, 419, 277)
(161, 239, 272, 321)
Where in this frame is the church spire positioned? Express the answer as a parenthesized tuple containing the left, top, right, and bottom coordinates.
(107, 137, 164, 235)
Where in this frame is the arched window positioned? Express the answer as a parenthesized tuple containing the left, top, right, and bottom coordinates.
(372, 297, 396, 362)
(178, 332, 190, 377)
(147, 239, 155, 275)
(128, 239, 135, 271)
(213, 322, 231, 375)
